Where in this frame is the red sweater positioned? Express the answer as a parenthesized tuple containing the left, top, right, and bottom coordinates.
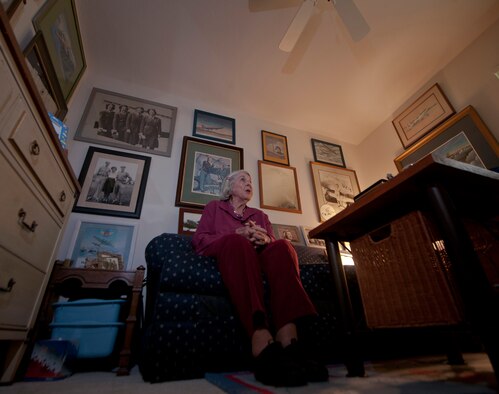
(192, 199, 275, 255)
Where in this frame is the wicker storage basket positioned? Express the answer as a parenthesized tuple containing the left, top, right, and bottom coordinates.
(350, 211, 463, 329)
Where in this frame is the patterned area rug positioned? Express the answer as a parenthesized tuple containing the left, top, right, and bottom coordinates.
(205, 353, 496, 393)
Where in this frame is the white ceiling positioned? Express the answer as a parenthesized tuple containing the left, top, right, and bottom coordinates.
(75, 0, 499, 145)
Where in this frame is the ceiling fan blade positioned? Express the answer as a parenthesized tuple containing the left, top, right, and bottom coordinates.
(279, 0, 317, 52)
(332, 0, 370, 41)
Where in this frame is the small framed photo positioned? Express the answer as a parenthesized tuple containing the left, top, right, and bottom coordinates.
(32, 0, 86, 102)
(394, 105, 499, 172)
(301, 226, 326, 249)
(258, 160, 301, 213)
(73, 146, 151, 219)
(310, 161, 360, 222)
(175, 136, 244, 208)
(272, 224, 305, 246)
(67, 219, 138, 270)
(261, 130, 289, 166)
(193, 109, 236, 145)
(23, 32, 67, 120)
(178, 207, 203, 236)
(311, 139, 346, 167)
(74, 87, 177, 157)
(392, 83, 455, 148)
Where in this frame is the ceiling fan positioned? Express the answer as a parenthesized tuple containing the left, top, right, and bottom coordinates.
(277, 0, 370, 52)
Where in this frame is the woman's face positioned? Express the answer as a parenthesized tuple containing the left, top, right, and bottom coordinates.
(231, 172, 253, 202)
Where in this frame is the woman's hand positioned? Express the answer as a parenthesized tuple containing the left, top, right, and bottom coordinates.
(235, 221, 271, 246)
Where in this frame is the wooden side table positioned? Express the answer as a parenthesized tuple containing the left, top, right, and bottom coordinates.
(36, 263, 145, 376)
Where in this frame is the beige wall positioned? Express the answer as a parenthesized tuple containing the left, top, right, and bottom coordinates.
(8, 3, 498, 270)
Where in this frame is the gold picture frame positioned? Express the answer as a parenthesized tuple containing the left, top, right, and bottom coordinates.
(392, 83, 455, 148)
(261, 130, 289, 166)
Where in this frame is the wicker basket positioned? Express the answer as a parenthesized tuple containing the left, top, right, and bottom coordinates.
(350, 211, 463, 329)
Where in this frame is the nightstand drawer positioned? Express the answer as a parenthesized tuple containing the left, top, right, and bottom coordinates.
(0, 104, 74, 218)
(0, 154, 61, 273)
(0, 248, 44, 329)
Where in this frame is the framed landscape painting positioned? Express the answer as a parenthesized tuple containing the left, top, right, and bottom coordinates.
(178, 208, 203, 236)
(74, 88, 177, 157)
(261, 130, 289, 166)
(175, 137, 244, 209)
(193, 109, 236, 145)
(311, 139, 345, 167)
(73, 146, 151, 219)
(32, 0, 86, 102)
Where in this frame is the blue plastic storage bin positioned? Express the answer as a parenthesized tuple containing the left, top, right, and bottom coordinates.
(50, 322, 124, 358)
(52, 299, 125, 323)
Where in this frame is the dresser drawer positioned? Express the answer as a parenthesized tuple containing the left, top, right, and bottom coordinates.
(0, 46, 19, 125)
(0, 248, 44, 329)
(0, 104, 74, 217)
(0, 154, 61, 273)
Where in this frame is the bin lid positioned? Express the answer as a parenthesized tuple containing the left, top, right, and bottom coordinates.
(52, 298, 126, 307)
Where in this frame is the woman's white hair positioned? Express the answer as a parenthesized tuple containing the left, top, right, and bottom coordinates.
(220, 170, 251, 200)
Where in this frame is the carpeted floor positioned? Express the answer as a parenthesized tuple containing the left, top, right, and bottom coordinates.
(204, 352, 497, 393)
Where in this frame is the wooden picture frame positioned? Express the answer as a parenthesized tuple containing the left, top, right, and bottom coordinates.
(261, 130, 289, 166)
(301, 226, 326, 249)
(392, 83, 455, 148)
(178, 207, 203, 236)
(2, 0, 24, 19)
(394, 106, 499, 172)
(175, 136, 244, 208)
(32, 0, 86, 102)
(310, 161, 360, 222)
(23, 32, 67, 120)
(67, 219, 138, 270)
(272, 224, 305, 246)
(311, 138, 346, 167)
(73, 146, 151, 219)
(74, 87, 177, 157)
(258, 160, 301, 213)
(193, 109, 236, 145)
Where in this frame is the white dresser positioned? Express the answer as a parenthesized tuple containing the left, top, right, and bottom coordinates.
(0, 9, 79, 383)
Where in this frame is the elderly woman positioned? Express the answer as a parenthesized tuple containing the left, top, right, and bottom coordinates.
(192, 170, 327, 387)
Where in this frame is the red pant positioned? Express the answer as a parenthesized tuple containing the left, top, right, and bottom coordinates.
(203, 234, 317, 337)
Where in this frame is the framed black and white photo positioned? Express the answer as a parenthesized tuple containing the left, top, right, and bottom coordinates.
(73, 146, 151, 219)
(258, 160, 301, 213)
(23, 32, 67, 120)
(193, 109, 236, 145)
(74, 88, 177, 157)
(175, 137, 244, 209)
(32, 0, 86, 102)
(272, 224, 305, 246)
(310, 161, 360, 222)
(311, 138, 346, 167)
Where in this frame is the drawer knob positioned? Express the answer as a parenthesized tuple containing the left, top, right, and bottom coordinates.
(30, 140, 40, 156)
(59, 191, 66, 202)
(18, 209, 38, 232)
(0, 278, 16, 293)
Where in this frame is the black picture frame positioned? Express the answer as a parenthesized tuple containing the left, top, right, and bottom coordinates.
(73, 146, 151, 219)
(311, 138, 346, 167)
(192, 109, 236, 145)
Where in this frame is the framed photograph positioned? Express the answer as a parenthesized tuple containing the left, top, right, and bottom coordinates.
(310, 161, 360, 222)
(301, 226, 326, 249)
(32, 0, 86, 102)
(74, 87, 177, 157)
(392, 83, 455, 148)
(73, 146, 151, 219)
(258, 160, 301, 213)
(193, 109, 236, 145)
(2, 0, 24, 19)
(311, 138, 346, 167)
(272, 224, 305, 246)
(175, 136, 244, 208)
(261, 130, 289, 166)
(178, 207, 203, 236)
(67, 219, 138, 270)
(394, 105, 499, 172)
(23, 32, 67, 120)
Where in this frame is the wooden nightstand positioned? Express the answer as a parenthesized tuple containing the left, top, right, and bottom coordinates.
(34, 263, 145, 376)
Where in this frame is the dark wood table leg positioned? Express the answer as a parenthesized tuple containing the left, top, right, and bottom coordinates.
(426, 184, 499, 383)
(325, 238, 365, 377)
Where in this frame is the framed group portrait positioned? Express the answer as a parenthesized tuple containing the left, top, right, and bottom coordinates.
(74, 87, 177, 157)
(310, 161, 360, 222)
(192, 109, 236, 145)
(175, 137, 244, 209)
(73, 146, 151, 219)
(32, 0, 86, 102)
